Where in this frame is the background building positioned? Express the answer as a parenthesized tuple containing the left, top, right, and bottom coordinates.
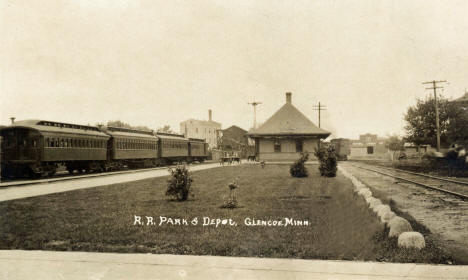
(349, 134, 388, 158)
(248, 92, 330, 161)
(218, 125, 254, 158)
(180, 110, 221, 149)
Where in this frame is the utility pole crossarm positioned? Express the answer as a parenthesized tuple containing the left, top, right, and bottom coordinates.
(248, 101, 262, 129)
(422, 80, 446, 84)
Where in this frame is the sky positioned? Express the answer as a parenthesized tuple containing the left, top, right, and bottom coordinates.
(1, 0, 468, 139)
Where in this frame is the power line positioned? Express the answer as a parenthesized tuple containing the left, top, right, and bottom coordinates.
(422, 80, 446, 152)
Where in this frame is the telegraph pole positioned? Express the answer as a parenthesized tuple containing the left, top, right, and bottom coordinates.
(247, 102, 262, 129)
(422, 80, 446, 152)
(313, 102, 326, 128)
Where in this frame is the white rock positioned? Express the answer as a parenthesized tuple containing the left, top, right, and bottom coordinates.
(358, 188, 372, 198)
(366, 197, 382, 208)
(354, 181, 366, 191)
(372, 204, 387, 214)
(388, 216, 413, 238)
(377, 205, 391, 217)
(380, 210, 396, 224)
(398, 232, 425, 249)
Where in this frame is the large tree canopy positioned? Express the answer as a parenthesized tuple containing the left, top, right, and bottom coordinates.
(157, 125, 174, 134)
(404, 96, 467, 147)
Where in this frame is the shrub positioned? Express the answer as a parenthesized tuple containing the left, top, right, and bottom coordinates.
(221, 179, 240, 209)
(289, 152, 309, 177)
(166, 165, 193, 201)
(315, 145, 337, 177)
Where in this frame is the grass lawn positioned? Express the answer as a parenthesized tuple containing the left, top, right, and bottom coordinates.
(0, 164, 452, 263)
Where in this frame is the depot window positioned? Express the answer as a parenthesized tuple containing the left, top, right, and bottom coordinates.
(274, 141, 281, 153)
(296, 139, 303, 152)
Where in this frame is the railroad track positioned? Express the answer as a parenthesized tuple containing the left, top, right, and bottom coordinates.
(0, 161, 218, 188)
(350, 163, 468, 200)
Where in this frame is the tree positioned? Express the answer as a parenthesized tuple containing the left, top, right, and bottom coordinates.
(404, 96, 463, 147)
(385, 135, 404, 161)
(446, 107, 468, 147)
(106, 120, 152, 131)
(157, 125, 174, 134)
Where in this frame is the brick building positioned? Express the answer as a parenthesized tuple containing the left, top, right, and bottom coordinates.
(218, 125, 254, 158)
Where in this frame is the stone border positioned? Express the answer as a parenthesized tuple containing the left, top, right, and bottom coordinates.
(338, 166, 426, 250)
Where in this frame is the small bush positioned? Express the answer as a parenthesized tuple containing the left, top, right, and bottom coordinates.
(166, 165, 193, 201)
(221, 179, 240, 209)
(315, 145, 337, 177)
(290, 152, 309, 177)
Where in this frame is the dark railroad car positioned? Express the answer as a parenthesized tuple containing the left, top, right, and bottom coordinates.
(188, 138, 208, 162)
(156, 132, 189, 164)
(104, 126, 158, 168)
(330, 138, 351, 161)
(0, 120, 109, 178)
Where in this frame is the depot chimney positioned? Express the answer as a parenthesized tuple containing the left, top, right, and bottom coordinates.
(286, 92, 292, 104)
(208, 109, 212, 121)
(10, 117, 15, 124)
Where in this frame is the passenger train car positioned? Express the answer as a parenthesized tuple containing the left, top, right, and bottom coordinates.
(0, 120, 209, 179)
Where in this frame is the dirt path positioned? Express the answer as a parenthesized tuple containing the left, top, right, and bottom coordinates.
(0, 163, 222, 202)
(340, 162, 468, 264)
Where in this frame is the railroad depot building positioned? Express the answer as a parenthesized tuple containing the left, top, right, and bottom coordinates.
(248, 92, 330, 161)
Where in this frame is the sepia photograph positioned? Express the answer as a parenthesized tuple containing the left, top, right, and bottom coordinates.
(0, 0, 467, 279)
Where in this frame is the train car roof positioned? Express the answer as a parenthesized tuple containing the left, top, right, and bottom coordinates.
(156, 133, 189, 142)
(188, 137, 207, 143)
(104, 126, 157, 140)
(0, 120, 109, 138)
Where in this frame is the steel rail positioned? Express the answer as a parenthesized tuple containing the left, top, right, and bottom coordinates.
(351, 164, 468, 200)
(366, 164, 468, 186)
